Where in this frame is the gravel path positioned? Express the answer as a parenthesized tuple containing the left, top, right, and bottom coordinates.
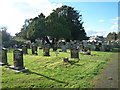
(93, 53, 119, 88)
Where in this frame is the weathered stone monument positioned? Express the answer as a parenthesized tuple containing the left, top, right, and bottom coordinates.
(0, 48, 8, 66)
(61, 42, 67, 52)
(53, 43, 57, 51)
(43, 44, 50, 56)
(22, 45, 28, 54)
(95, 45, 100, 51)
(9, 49, 28, 71)
(31, 44, 38, 55)
(71, 47, 80, 60)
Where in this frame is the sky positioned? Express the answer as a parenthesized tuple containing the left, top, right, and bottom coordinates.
(0, 0, 119, 37)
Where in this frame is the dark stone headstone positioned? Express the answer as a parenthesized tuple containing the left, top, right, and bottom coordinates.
(22, 45, 28, 54)
(105, 45, 111, 51)
(95, 45, 100, 51)
(9, 49, 28, 71)
(31, 45, 38, 55)
(71, 48, 79, 60)
(43, 44, 50, 56)
(63, 57, 69, 63)
(53, 44, 57, 51)
(0, 48, 8, 66)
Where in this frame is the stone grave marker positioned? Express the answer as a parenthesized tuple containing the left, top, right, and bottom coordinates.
(22, 45, 28, 54)
(43, 44, 50, 56)
(31, 44, 38, 55)
(9, 49, 28, 71)
(70, 47, 80, 60)
(95, 45, 100, 51)
(100, 45, 105, 51)
(53, 43, 57, 51)
(90, 45, 96, 51)
(63, 57, 69, 63)
(0, 48, 8, 66)
(61, 45, 67, 52)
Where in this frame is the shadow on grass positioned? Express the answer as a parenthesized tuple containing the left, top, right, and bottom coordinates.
(23, 70, 68, 84)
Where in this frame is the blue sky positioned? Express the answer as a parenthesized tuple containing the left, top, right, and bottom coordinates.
(0, 0, 119, 37)
(52, 2, 119, 37)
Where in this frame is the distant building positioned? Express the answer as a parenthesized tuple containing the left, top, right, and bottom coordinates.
(88, 35, 105, 42)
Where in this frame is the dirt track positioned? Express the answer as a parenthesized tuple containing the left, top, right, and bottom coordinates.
(93, 53, 119, 88)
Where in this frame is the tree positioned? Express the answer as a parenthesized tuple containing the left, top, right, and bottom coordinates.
(106, 32, 117, 41)
(17, 5, 87, 44)
(0, 27, 11, 43)
(117, 32, 120, 40)
(46, 5, 87, 42)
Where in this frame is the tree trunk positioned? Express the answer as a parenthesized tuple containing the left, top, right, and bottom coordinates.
(43, 36, 52, 45)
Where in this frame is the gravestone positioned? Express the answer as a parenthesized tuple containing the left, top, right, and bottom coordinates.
(105, 45, 111, 51)
(95, 45, 100, 51)
(43, 44, 50, 56)
(63, 57, 69, 63)
(61, 45, 67, 52)
(31, 45, 38, 55)
(0, 48, 8, 66)
(83, 40, 88, 47)
(22, 45, 28, 54)
(53, 43, 57, 51)
(100, 45, 105, 51)
(71, 47, 79, 60)
(90, 45, 96, 51)
(9, 49, 28, 71)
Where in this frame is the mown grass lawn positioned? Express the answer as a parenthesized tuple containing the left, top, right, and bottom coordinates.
(1, 48, 115, 88)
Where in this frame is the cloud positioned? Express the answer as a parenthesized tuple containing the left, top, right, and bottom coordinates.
(111, 17, 120, 24)
(98, 19, 105, 22)
(0, 0, 62, 35)
(109, 17, 120, 33)
(85, 28, 107, 37)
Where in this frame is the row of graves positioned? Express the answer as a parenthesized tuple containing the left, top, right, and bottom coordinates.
(0, 42, 81, 72)
(1, 40, 119, 72)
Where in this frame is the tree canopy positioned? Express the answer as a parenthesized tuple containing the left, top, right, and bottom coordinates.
(17, 5, 87, 43)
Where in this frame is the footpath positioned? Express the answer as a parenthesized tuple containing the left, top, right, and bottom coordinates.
(93, 53, 119, 88)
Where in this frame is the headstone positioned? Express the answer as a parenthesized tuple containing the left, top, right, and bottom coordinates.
(43, 44, 50, 56)
(90, 45, 96, 51)
(53, 43, 57, 51)
(22, 45, 28, 54)
(9, 49, 28, 71)
(95, 45, 100, 51)
(63, 57, 69, 63)
(83, 40, 88, 47)
(71, 47, 79, 60)
(0, 48, 8, 66)
(31, 45, 38, 55)
(100, 45, 105, 51)
(105, 45, 111, 51)
(61, 45, 67, 52)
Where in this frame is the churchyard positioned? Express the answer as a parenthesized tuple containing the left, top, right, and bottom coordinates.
(1, 42, 119, 88)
